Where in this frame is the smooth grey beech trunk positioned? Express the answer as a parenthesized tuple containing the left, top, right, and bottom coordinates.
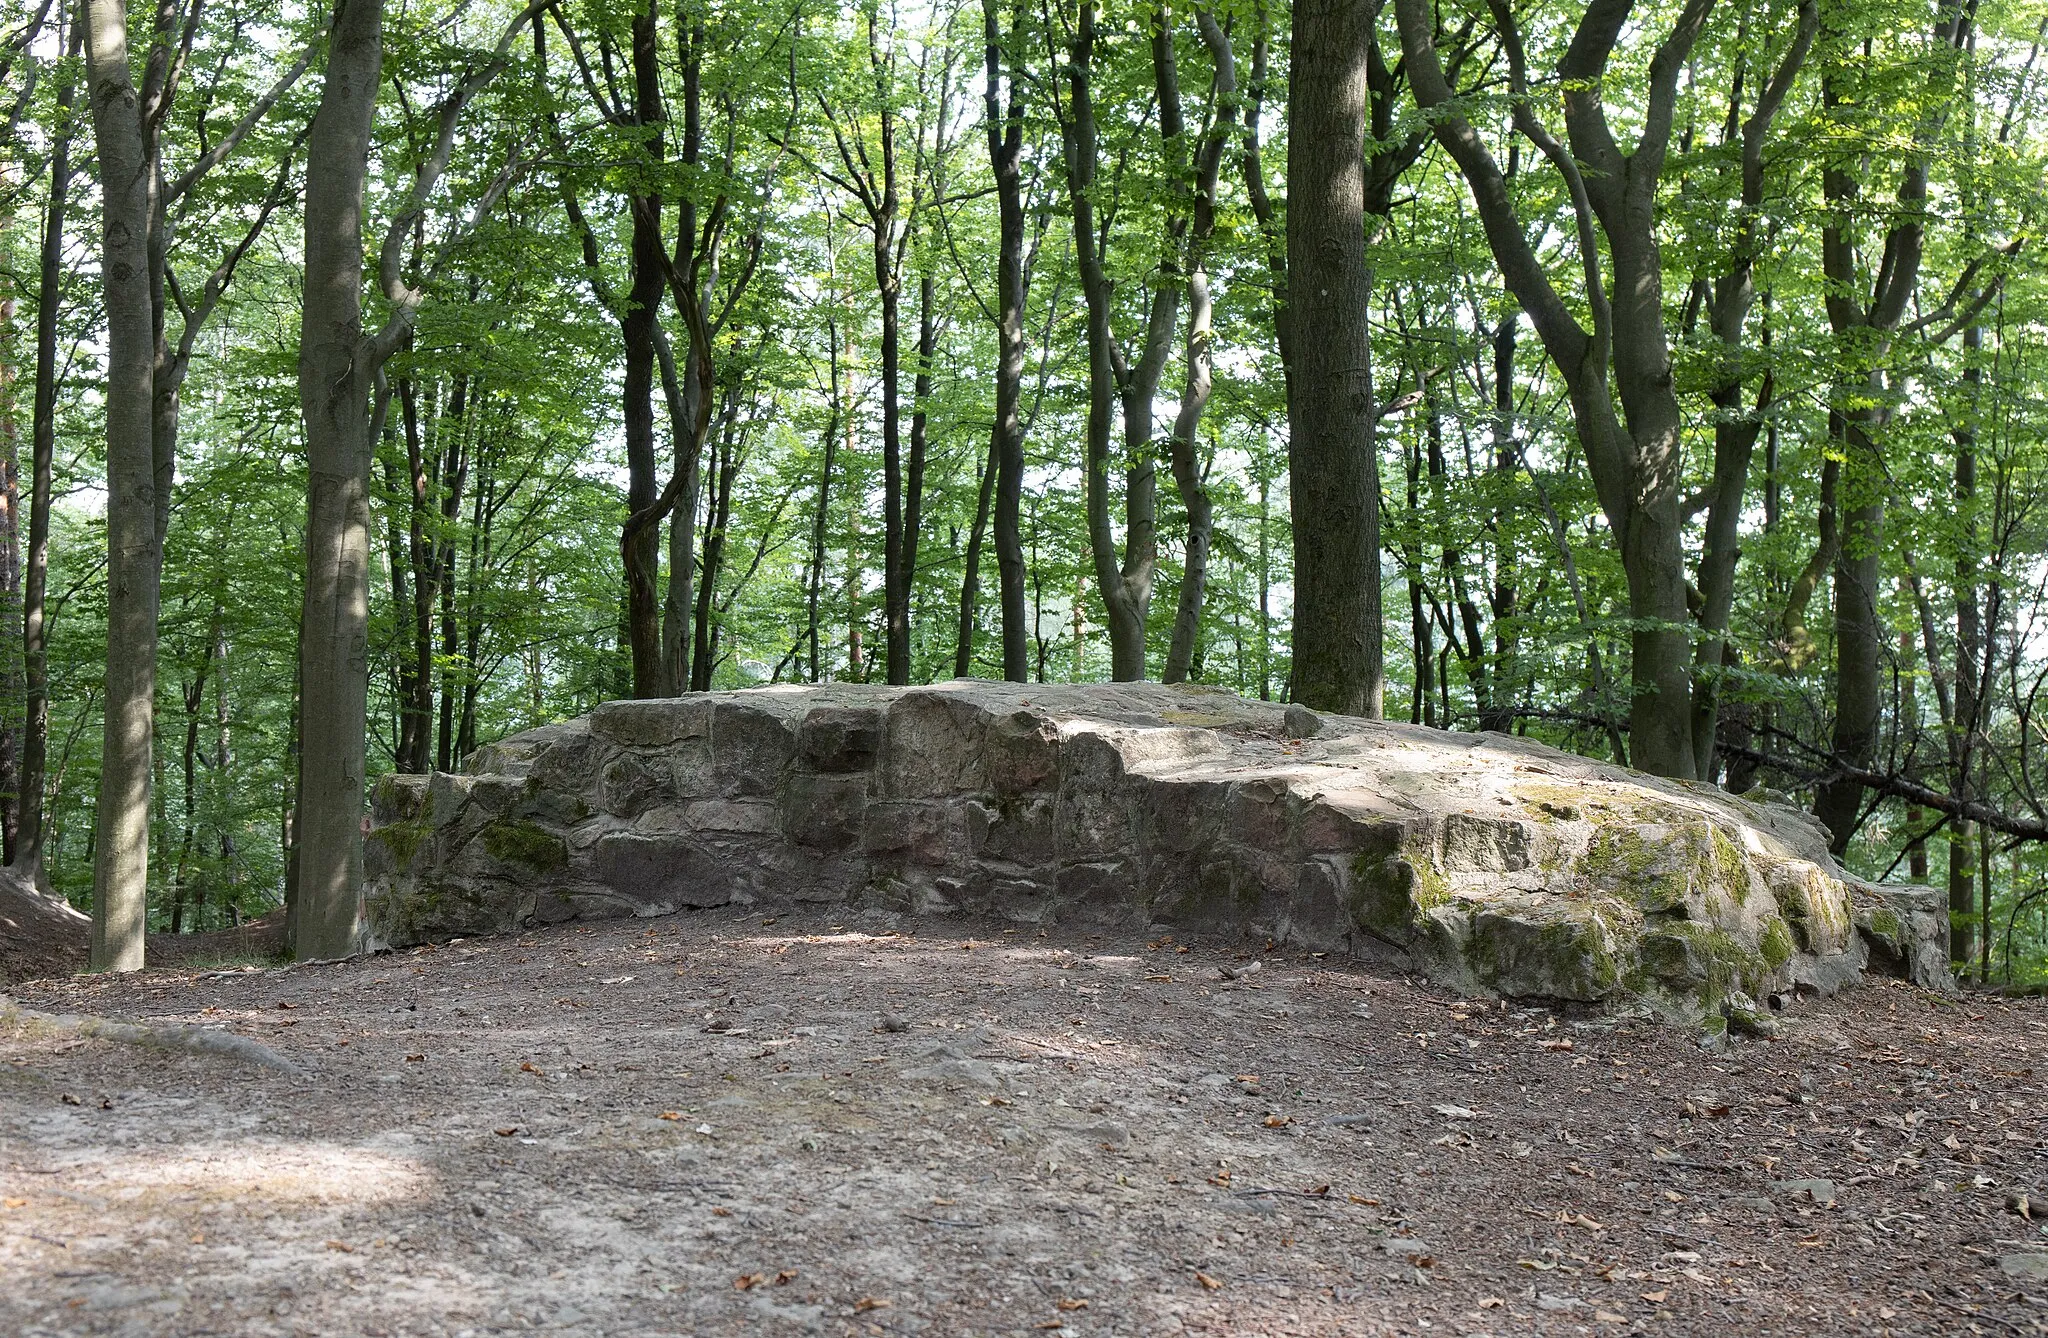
(84, 0, 158, 971)
(292, 0, 382, 961)
(1282, 0, 1383, 716)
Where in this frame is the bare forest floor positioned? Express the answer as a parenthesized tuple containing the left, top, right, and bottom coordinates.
(1, 905, 2045, 1338)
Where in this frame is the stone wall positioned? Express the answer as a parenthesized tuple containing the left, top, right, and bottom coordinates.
(367, 682, 1952, 1030)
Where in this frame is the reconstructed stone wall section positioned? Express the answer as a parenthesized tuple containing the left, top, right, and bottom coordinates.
(366, 682, 1951, 1027)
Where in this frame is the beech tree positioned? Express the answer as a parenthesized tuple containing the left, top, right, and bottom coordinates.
(8, 0, 2048, 986)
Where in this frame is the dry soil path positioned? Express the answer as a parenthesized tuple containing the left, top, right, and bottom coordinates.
(2, 906, 2044, 1337)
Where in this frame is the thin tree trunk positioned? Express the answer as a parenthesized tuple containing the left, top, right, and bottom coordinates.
(1480, 310, 1519, 734)
(902, 270, 935, 681)
(1164, 13, 1238, 684)
(983, 0, 1029, 682)
(13, 9, 80, 888)
(1811, 2, 1964, 846)
(691, 398, 739, 691)
(807, 309, 841, 683)
(953, 431, 998, 677)
(1058, 0, 1166, 682)
(1951, 322, 1983, 965)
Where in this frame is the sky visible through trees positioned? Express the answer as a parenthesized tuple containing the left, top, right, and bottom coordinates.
(0, 0, 2046, 978)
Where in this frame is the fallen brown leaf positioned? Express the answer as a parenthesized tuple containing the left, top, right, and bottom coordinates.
(734, 1273, 766, 1290)
(492, 1127, 518, 1137)
(1195, 1271, 1223, 1290)
(1056, 1298, 1089, 1311)
(325, 1240, 354, 1253)
(854, 1297, 891, 1313)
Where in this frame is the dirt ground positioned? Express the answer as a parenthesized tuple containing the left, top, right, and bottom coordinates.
(2, 906, 2044, 1337)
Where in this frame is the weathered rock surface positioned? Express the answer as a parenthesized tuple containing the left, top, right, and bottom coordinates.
(366, 682, 1952, 1025)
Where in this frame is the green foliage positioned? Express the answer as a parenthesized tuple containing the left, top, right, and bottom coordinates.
(3, 0, 2048, 983)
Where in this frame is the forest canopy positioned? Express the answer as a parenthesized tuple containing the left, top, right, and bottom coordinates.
(1, 0, 2045, 981)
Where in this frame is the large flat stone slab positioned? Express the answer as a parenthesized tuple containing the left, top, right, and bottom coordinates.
(366, 682, 1952, 1026)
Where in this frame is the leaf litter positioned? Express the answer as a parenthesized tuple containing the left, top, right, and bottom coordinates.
(0, 903, 2043, 1336)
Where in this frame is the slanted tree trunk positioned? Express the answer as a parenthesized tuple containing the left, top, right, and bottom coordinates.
(1398, 0, 1713, 776)
(1056, 0, 1173, 682)
(1284, 0, 1382, 715)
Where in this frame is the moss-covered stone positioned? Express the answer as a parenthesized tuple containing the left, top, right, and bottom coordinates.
(368, 819, 431, 869)
(1347, 837, 1449, 942)
(1711, 828, 1751, 904)
(1758, 915, 1795, 969)
(479, 818, 568, 874)
(1582, 825, 1693, 914)
(1469, 903, 1621, 1002)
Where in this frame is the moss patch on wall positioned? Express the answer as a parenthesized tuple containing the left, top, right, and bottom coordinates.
(480, 818, 568, 874)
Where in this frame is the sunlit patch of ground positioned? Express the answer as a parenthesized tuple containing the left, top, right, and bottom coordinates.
(2, 904, 2044, 1337)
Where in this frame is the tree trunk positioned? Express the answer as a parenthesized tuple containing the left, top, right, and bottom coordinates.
(0, 271, 21, 864)
(1397, 0, 1710, 774)
(1813, 407, 1885, 850)
(1810, 3, 1961, 846)
(620, 6, 669, 699)
(876, 207, 906, 686)
(1164, 14, 1238, 684)
(1285, 0, 1382, 716)
(13, 10, 80, 888)
(1950, 323, 1983, 966)
(807, 309, 841, 683)
(85, 0, 160, 970)
(901, 270, 935, 680)
(691, 403, 738, 691)
(1058, 0, 1165, 682)
(1480, 311, 1519, 734)
(658, 326, 703, 692)
(291, 0, 383, 961)
(954, 432, 998, 678)
(983, 0, 1029, 683)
